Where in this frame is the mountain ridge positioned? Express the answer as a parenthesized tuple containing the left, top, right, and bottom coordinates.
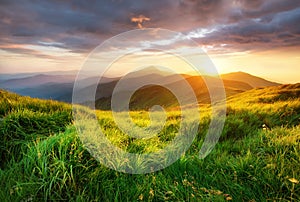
(0, 69, 282, 103)
(221, 71, 280, 88)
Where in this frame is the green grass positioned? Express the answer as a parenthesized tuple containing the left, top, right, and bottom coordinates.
(0, 84, 299, 201)
(0, 90, 72, 168)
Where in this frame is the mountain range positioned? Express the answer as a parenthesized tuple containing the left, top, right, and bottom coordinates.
(0, 68, 281, 109)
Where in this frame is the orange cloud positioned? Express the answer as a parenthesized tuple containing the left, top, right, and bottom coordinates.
(131, 15, 150, 29)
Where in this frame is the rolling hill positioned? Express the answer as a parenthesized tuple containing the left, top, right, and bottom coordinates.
(94, 70, 255, 110)
(0, 72, 118, 102)
(125, 76, 253, 110)
(0, 83, 299, 201)
(12, 82, 74, 101)
(0, 74, 77, 89)
(93, 69, 282, 110)
(221, 71, 280, 87)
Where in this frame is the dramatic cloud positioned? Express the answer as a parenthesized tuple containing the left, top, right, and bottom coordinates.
(0, 0, 299, 56)
(189, 6, 300, 52)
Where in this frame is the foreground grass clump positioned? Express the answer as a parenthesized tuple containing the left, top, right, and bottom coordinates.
(0, 90, 72, 168)
(1, 125, 299, 201)
(0, 84, 299, 201)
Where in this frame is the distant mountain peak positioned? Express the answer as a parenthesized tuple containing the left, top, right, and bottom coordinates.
(125, 66, 173, 79)
(135, 66, 172, 73)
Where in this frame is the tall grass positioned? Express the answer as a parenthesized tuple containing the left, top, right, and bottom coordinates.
(0, 90, 72, 168)
(0, 84, 299, 201)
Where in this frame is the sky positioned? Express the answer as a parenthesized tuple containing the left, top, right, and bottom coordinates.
(0, 0, 299, 83)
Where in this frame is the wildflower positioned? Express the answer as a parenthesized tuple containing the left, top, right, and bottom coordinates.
(149, 188, 154, 197)
(138, 194, 143, 201)
(288, 178, 299, 184)
(262, 124, 270, 130)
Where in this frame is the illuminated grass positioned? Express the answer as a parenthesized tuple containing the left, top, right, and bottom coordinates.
(0, 84, 299, 201)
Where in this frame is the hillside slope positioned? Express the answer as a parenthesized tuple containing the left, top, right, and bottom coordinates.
(0, 90, 72, 168)
(93, 69, 283, 110)
(221, 71, 280, 87)
(0, 84, 299, 201)
(95, 75, 254, 110)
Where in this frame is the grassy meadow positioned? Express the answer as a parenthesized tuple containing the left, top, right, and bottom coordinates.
(0, 84, 300, 201)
